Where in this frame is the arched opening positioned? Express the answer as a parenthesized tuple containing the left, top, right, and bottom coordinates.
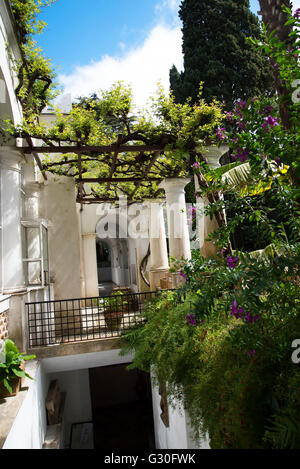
(96, 216, 131, 296)
(96, 239, 114, 296)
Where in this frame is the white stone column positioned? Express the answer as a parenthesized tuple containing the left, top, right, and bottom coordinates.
(146, 199, 169, 290)
(41, 175, 82, 300)
(82, 233, 99, 298)
(194, 145, 229, 257)
(158, 178, 191, 262)
(0, 147, 26, 293)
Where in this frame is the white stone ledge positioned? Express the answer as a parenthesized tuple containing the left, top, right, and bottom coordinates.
(0, 360, 39, 448)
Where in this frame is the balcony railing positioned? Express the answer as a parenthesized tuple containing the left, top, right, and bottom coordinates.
(26, 290, 175, 348)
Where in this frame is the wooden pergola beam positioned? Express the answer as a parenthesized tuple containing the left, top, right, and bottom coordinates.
(78, 177, 163, 183)
(21, 144, 165, 154)
(24, 137, 48, 180)
(130, 150, 161, 198)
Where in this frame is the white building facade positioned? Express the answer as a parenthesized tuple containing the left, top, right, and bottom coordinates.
(0, 1, 229, 450)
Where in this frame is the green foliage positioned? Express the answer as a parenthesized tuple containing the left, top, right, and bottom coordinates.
(121, 248, 300, 448)
(121, 8, 300, 449)
(9, 81, 224, 200)
(105, 290, 129, 312)
(0, 339, 36, 394)
(10, 0, 56, 42)
(170, 0, 274, 109)
(9, 0, 58, 121)
(263, 410, 300, 449)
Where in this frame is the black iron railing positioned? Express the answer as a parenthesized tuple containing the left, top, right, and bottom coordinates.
(26, 290, 173, 348)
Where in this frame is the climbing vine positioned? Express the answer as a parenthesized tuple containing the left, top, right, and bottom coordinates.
(6, 2, 227, 202)
(9, 0, 57, 121)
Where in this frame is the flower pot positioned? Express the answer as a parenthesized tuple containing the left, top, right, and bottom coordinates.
(104, 311, 123, 330)
(0, 377, 21, 398)
(0, 361, 25, 398)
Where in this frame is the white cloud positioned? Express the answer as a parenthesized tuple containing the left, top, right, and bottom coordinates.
(58, 23, 183, 110)
(293, 0, 300, 9)
(155, 0, 181, 15)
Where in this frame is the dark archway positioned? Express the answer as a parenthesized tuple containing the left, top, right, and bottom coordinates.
(89, 363, 155, 449)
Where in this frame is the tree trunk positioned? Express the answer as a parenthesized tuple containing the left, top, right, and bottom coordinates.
(258, 0, 293, 129)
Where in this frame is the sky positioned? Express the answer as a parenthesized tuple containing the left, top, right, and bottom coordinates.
(36, 0, 299, 110)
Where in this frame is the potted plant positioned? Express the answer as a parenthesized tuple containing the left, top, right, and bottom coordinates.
(103, 290, 128, 330)
(0, 339, 36, 398)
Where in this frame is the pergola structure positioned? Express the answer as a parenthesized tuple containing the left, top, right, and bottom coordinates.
(21, 141, 185, 204)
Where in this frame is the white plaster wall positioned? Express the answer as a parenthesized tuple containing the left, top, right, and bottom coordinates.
(3, 363, 49, 449)
(42, 349, 135, 446)
(151, 380, 189, 449)
(0, 1, 22, 127)
(40, 175, 81, 300)
(47, 368, 92, 448)
(41, 349, 134, 374)
(151, 382, 210, 450)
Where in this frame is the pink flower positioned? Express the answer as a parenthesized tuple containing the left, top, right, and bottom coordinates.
(216, 127, 226, 141)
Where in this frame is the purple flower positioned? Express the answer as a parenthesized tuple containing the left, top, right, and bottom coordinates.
(225, 111, 234, 123)
(275, 157, 281, 167)
(189, 206, 197, 217)
(179, 269, 187, 279)
(294, 8, 300, 19)
(245, 312, 259, 323)
(234, 148, 249, 162)
(230, 300, 245, 320)
(263, 105, 274, 114)
(251, 97, 259, 104)
(226, 256, 238, 269)
(186, 314, 197, 326)
(193, 162, 200, 170)
(262, 115, 279, 132)
(237, 119, 247, 130)
(236, 99, 247, 110)
(248, 350, 256, 357)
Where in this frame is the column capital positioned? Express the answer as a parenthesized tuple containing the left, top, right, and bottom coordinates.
(198, 144, 229, 170)
(144, 198, 165, 207)
(158, 177, 191, 194)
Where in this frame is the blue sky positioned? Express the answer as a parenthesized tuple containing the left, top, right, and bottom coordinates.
(36, 0, 265, 108)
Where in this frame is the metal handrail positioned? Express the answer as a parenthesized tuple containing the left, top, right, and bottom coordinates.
(26, 289, 177, 348)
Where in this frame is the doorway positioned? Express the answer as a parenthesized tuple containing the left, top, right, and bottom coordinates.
(89, 363, 155, 449)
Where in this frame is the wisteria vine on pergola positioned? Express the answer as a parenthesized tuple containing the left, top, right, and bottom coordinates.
(12, 82, 225, 203)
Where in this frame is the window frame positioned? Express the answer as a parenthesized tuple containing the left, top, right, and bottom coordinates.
(21, 219, 49, 287)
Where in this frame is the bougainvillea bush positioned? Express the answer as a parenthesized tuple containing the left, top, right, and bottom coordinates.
(121, 9, 300, 449)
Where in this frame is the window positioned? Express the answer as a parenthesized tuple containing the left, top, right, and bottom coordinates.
(21, 220, 49, 287)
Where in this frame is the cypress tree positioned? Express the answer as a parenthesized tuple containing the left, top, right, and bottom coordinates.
(170, 0, 274, 109)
